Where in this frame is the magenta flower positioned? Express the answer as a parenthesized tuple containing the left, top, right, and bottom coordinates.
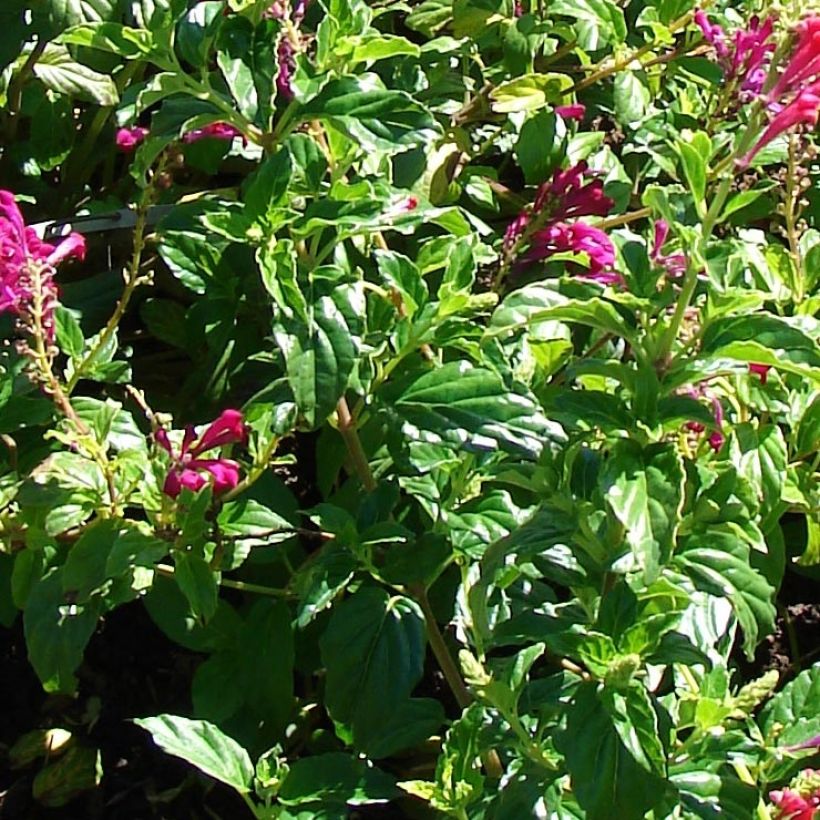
(533, 161, 614, 221)
(263, 0, 287, 19)
(504, 162, 618, 284)
(293, 0, 309, 23)
(749, 363, 772, 383)
(682, 387, 725, 451)
(651, 219, 687, 278)
(769, 787, 820, 820)
(525, 222, 619, 284)
(513, 1, 523, 18)
(702, 396, 725, 451)
(0, 191, 85, 342)
(741, 80, 820, 166)
(506, 162, 613, 248)
(769, 16, 820, 101)
(277, 36, 296, 99)
(156, 409, 248, 499)
(695, 11, 730, 60)
(115, 126, 149, 152)
(554, 103, 586, 121)
(695, 12, 775, 98)
(183, 122, 244, 144)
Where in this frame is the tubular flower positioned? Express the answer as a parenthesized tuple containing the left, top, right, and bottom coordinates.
(0, 191, 85, 342)
(695, 11, 775, 97)
(532, 161, 614, 222)
(707, 396, 725, 452)
(769, 16, 820, 101)
(650, 219, 688, 278)
(115, 126, 149, 152)
(682, 386, 726, 451)
(749, 363, 772, 383)
(183, 122, 244, 144)
(769, 788, 820, 820)
(504, 162, 618, 284)
(277, 36, 296, 99)
(741, 80, 820, 166)
(156, 409, 248, 499)
(554, 103, 586, 121)
(263, 0, 287, 19)
(293, 0, 309, 23)
(524, 222, 620, 285)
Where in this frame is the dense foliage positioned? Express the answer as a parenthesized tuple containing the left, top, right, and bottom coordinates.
(1, 0, 820, 817)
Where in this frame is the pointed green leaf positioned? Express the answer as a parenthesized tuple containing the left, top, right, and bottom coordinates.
(134, 714, 254, 793)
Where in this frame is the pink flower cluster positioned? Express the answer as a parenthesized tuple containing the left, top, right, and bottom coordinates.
(504, 162, 618, 284)
(769, 769, 820, 820)
(695, 11, 775, 98)
(650, 219, 687, 278)
(183, 122, 244, 144)
(156, 409, 247, 499)
(697, 11, 820, 166)
(744, 15, 820, 165)
(115, 122, 244, 154)
(682, 384, 725, 452)
(0, 191, 85, 342)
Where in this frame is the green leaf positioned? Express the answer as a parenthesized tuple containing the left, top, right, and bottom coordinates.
(293, 546, 355, 628)
(699, 314, 820, 379)
(405, 0, 452, 36)
(674, 530, 776, 659)
(23, 568, 100, 694)
(488, 287, 637, 343)
(192, 650, 244, 723)
(490, 72, 573, 114)
(177, 0, 223, 68)
(33, 44, 118, 105)
(299, 76, 440, 152)
(173, 552, 218, 622)
(358, 698, 445, 759)
(217, 498, 294, 549)
(32, 746, 102, 808)
(44, 0, 118, 29)
(375, 249, 428, 317)
(550, 0, 627, 46)
(134, 715, 254, 794)
(60, 21, 173, 67)
(600, 441, 684, 582)
(557, 683, 668, 820)
(677, 137, 708, 208)
(351, 34, 420, 64)
(236, 599, 294, 737)
(55, 307, 84, 360)
(278, 753, 398, 807)
(759, 662, 820, 749)
(452, 0, 504, 37)
(727, 423, 787, 528)
(273, 279, 363, 428)
(391, 361, 565, 460)
(614, 71, 650, 124)
(320, 587, 426, 748)
(215, 16, 259, 120)
(515, 110, 566, 185)
(244, 147, 293, 223)
(0, 2, 29, 74)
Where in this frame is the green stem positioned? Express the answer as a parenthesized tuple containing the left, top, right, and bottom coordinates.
(155, 563, 290, 598)
(568, 7, 703, 94)
(655, 174, 732, 365)
(5, 40, 46, 142)
(66, 196, 151, 395)
(336, 397, 376, 491)
(413, 583, 472, 708)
